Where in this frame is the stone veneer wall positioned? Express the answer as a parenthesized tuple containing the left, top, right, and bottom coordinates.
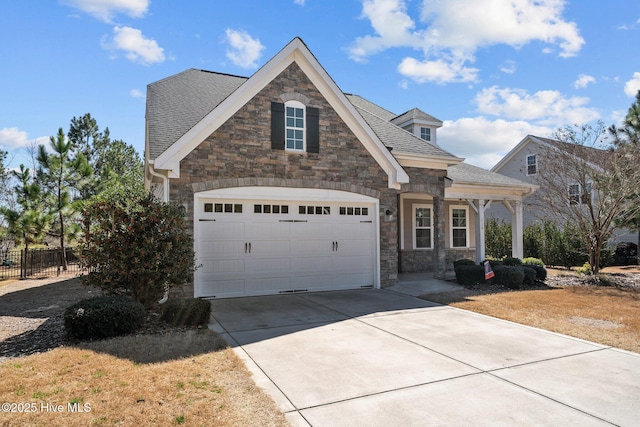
(168, 62, 399, 291)
(399, 167, 448, 278)
(400, 248, 476, 273)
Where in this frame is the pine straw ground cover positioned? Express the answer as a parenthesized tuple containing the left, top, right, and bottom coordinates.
(423, 267, 640, 354)
(0, 277, 287, 427)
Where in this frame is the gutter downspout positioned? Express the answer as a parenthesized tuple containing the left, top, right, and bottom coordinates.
(147, 161, 171, 304)
(147, 162, 169, 202)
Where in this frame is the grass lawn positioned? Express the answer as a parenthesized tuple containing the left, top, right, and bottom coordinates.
(0, 330, 288, 426)
(425, 271, 640, 354)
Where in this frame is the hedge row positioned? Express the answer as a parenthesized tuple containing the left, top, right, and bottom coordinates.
(453, 257, 547, 289)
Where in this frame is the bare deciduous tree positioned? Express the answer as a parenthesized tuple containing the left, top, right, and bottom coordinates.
(532, 123, 640, 273)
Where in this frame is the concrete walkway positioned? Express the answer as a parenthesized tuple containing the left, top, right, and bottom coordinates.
(209, 286, 640, 426)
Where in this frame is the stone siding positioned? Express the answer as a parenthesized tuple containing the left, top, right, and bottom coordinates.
(400, 248, 476, 273)
(169, 62, 400, 288)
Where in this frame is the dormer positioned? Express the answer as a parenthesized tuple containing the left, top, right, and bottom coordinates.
(390, 108, 443, 146)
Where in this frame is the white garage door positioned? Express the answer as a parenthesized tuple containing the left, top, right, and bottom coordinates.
(194, 189, 378, 298)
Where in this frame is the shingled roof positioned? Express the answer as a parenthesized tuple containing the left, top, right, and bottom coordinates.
(146, 69, 460, 163)
(347, 95, 459, 160)
(448, 162, 536, 188)
(146, 69, 247, 160)
(391, 108, 442, 127)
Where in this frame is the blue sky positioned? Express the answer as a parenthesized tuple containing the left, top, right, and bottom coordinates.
(1, 0, 639, 170)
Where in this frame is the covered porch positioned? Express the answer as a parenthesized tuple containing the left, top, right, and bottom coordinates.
(398, 163, 537, 278)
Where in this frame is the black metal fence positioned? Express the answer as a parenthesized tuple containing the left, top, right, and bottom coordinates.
(0, 247, 81, 280)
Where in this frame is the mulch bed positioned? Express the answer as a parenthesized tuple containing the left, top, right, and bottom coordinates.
(0, 276, 193, 363)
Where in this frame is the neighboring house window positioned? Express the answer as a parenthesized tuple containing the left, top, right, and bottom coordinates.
(285, 101, 305, 151)
(420, 127, 431, 142)
(526, 154, 537, 175)
(271, 101, 319, 153)
(569, 183, 592, 205)
(413, 204, 433, 249)
(450, 206, 469, 248)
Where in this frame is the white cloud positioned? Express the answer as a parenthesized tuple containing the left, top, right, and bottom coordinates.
(624, 72, 640, 97)
(0, 127, 49, 150)
(499, 60, 516, 74)
(130, 88, 144, 98)
(102, 26, 165, 65)
(294, 0, 306, 5)
(474, 86, 600, 126)
(61, 0, 149, 23)
(0, 127, 29, 149)
(438, 117, 551, 169)
(349, 0, 584, 83)
(224, 29, 265, 69)
(574, 74, 596, 89)
(398, 55, 478, 84)
(349, 0, 419, 61)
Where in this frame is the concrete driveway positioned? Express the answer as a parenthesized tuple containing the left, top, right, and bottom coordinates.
(208, 289, 640, 426)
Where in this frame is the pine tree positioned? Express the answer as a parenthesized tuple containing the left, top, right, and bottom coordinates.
(36, 128, 93, 269)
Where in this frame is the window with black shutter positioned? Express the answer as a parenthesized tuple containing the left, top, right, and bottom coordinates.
(271, 101, 319, 153)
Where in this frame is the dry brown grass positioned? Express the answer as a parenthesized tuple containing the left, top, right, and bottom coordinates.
(0, 330, 288, 427)
(428, 285, 640, 354)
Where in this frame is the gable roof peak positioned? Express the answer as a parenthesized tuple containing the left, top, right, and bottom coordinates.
(391, 107, 443, 127)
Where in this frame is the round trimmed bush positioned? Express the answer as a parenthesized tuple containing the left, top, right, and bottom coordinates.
(486, 258, 503, 267)
(502, 257, 522, 266)
(528, 264, 547, 281)
(455, 264, 485, 285)
(64, 295, 145, 340)
(522, 257, 544, 267)
(453, 258, 476, 269)
(519, 266, 537, 286)
(493, 265, 524, 289)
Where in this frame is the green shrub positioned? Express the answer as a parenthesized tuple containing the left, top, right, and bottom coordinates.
(80, 193, 196, 308)
(160, 298, 211, 327)
(522, 257, 547, 281)
(502, 257, 522, 266)
(527, 264, 548, 281)
(453, 258, 476, 269)
(64, 295, 145, 340)
(493, 265, 524, 289)
(485, 218, 511, 259)
(522, 257, 544, 267)
(524, 220, 588, 268)
(486, 258, 503, 267)
(576, 262, 592, 275)
(455, 264, 485, 285)
(519, 266, 537, 286)
(599, 246, 615, 268)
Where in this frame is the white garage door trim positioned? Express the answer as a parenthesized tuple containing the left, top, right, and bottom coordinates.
(194, 187, 380, 298)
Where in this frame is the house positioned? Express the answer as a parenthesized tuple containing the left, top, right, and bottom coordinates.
(144, 38, 536, 299)
(488, 134, 636, 244)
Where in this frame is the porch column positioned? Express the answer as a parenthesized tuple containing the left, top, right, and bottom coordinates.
(512, 200, 524, 259)
(503, 200, 524, 259)
(433, 195, 446, 279)
(470, 199, 486, 263)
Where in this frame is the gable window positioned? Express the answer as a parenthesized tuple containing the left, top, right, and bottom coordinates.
(413, 204, 433, 249)
(286, 102, 305, 151)
(569, 183, 591, 205)
(450, 206, 469, 248)
(526, 154, 537, 175)
(420, 127, 431, 142)
(271, 101, 319, 153)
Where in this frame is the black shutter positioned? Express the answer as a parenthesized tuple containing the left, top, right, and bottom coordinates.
(271, 102, 285, 150)
(306, 106, 319, 153)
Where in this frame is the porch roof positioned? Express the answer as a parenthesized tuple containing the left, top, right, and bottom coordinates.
(446, 162, 537, 199)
